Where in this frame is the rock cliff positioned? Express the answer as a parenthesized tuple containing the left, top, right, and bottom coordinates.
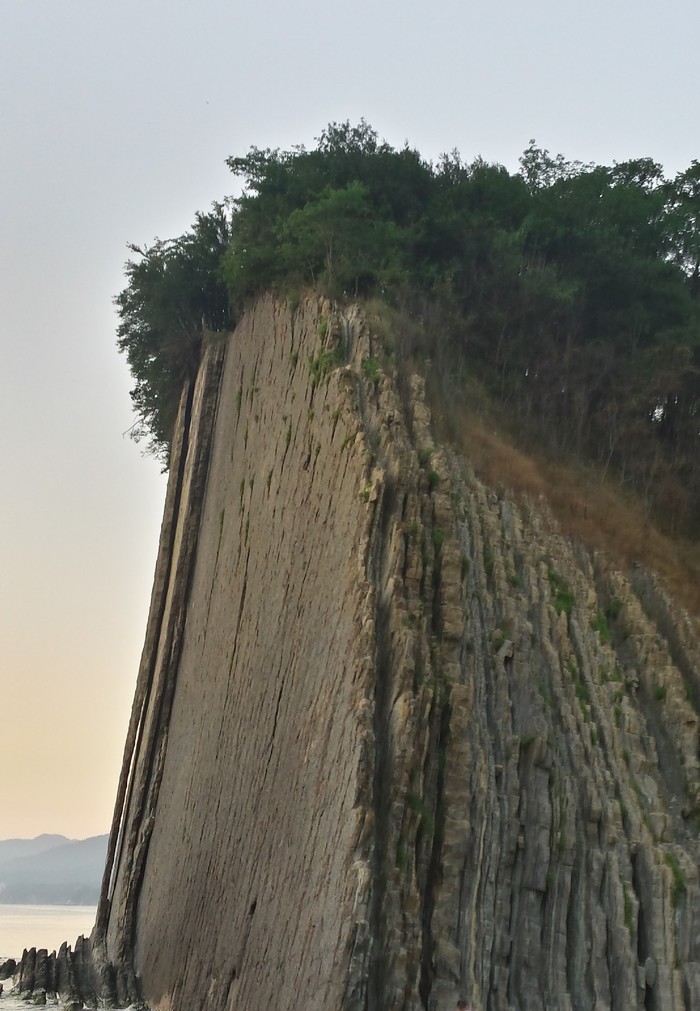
(13, 295, 700, 1010)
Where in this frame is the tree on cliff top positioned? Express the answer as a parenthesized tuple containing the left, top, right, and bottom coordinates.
(115, 122, 700, 537)
(222, 119, 429, 302)
(115, 203, 233, 463)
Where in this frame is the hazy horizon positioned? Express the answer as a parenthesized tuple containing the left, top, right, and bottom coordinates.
(2, 0, 699, 840)
(0, 832, 107, 843)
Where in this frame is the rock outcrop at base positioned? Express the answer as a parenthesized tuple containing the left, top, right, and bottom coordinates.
(56, 296, 700, 1009)
(2, 937, 128, 1008)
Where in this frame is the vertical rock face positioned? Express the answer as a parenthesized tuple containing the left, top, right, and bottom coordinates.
(95, 295, 700, 1011)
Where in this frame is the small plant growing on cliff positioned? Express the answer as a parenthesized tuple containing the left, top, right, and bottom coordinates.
(653, 684, 667, 701)
(427, 469, 440, 491)
(418, 447, 433, 466)
(574, 676, 590, 710)
(549, 570, 574, 616)
(664, 851, 686, 907)
(606, 598, 623, 620)
(318, 316, 329, 338)
(361, 356, 381, 383)
(591, 611, 611, 644)
(359, 485, 371, 502)
(309, 347, 342, 387)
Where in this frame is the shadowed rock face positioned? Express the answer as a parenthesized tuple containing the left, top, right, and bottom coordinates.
(84, 295, 700, 1011)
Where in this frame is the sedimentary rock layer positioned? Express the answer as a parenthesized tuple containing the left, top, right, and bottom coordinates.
(84, 295, 700, 1011)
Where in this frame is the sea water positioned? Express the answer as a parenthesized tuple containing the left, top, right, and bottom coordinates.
(0, 903, 96, 961)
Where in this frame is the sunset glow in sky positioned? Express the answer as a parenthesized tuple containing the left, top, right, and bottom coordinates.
(2, 0, 699, 840)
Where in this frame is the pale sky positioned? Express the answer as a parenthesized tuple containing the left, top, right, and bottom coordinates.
(1, 0, 698, 841)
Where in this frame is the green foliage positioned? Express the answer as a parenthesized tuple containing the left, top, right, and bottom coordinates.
(221, 120, 418, 302)
(606, 598, 624, 620)
(361, 357, 381, 383)
(549, 571, 575, 616)
(665, 851, 686, 907)
(115, 120, 700, 528)
(591, 611, 612, 644)
(115, 204, 234, 463)
(574, 676, 590, 710)
(309, 347, 342, 387)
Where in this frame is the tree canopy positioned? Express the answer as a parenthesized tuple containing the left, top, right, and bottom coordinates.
(115, 121, 700, 537)
(115, 204, 233, 463)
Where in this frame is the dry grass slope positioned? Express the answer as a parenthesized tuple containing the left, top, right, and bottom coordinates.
(444, 405, 700, 619)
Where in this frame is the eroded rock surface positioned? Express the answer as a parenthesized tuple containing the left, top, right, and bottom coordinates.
(83, 295, 700, 1010)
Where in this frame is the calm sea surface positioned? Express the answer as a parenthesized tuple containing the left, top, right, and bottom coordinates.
(0, 903, 96, 961)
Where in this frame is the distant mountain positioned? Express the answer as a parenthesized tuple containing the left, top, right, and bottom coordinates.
(0, 835, 108, 904)
(0, 834, 69, 864)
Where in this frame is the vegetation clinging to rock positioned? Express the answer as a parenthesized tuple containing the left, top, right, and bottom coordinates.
(115, 121, 700, 537)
